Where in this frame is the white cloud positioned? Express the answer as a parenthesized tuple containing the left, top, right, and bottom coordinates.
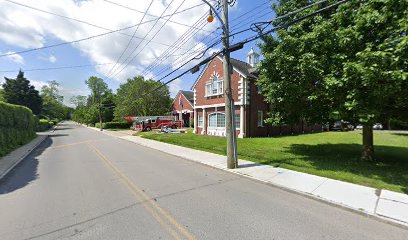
(168, 78, 182, 97)
(4, 51, 25, 64)
(48, 55, 57, 63)
(30, 80, 48, 90)
(0, 0, 218, 81)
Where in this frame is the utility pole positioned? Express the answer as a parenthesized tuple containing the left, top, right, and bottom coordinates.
(221, 0, 238, 169)
(200, 0, 238, 168)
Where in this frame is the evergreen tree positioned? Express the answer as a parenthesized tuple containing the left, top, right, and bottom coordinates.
(2, 70, 43, 114)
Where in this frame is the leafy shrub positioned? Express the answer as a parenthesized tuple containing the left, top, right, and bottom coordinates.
(95, 122, 105, 129)
(0, 101, 36, 157)
(105, 122, 131, 129)
(37, 119, 52, 132)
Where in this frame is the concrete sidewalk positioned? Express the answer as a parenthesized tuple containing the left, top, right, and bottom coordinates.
(117, 135, 408, 228)
(0, 134, 47, 181)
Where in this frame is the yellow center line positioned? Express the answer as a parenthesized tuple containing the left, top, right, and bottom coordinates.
(50, 140, 92, 149)
(50, 138, 112, 149)
(87, 143, 195, 240)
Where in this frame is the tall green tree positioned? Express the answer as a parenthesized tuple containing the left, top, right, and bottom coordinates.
(2, 70, 43, 114)
(257, 0, 407, 160)
(114, 76, 171, 120)
(41, 80, 67, 120)
(85, 76, 108, 129)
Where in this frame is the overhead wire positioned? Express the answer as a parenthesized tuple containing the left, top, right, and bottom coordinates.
(0, 2, 206, 58)
(142, 0, 349, 97)
(0, 63, 113, 73)
(140, 9, 216, 77)
(143, 0, 272, 78)
(105, 0, 154, 78)
(101, 0, 213, 34)
(109, 0, 186, 79)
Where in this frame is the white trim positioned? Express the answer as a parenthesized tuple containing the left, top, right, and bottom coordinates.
(195, 102, 242, 109)
(174, 110, 193, 113)
(191, 56, 248, 90)
(193, 109, 197, 133)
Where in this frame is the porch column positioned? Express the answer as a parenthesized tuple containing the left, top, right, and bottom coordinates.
(238, 105, 245, 138)
(201, 108, 206, 135)
(193, 109, 197, 133)
(179, 111, 183, 122)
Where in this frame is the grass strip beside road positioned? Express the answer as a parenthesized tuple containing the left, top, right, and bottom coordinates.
(136, 130, 408, 194)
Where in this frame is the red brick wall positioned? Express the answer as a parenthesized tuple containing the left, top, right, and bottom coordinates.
(170, 92, 193, 112)
(247, 79, 271, 137)
(194, 57, 241, 106)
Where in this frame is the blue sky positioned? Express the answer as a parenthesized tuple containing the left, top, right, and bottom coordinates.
(0, 0, 275, 106)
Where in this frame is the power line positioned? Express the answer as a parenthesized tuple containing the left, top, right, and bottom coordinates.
(0, 2, 205, 58)
(110, 0, 185, 79)
(140, 9, 216, 76)
(102, 0, 213, 34)
(143, 0, 349, 97)
(143, 0, 272, 77)
(106, 0, 154, 78)
(0, 63, 113, 73)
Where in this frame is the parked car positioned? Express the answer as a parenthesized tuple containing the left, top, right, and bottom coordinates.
(330, 121, 354, 131)
(355, 124, 363, 130)
(373, 123, 383, 130)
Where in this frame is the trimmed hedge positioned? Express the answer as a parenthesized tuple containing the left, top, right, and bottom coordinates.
(95, 122, 131, 129)
(0, 101, 36, 157)
(37, 119, 53, 132)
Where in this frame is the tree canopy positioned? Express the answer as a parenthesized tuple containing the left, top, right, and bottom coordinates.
(2, 70, 43, 114)
(114, 76, 171, 120)
(257, 0, 407, 160)
(40, 80, 70, 120)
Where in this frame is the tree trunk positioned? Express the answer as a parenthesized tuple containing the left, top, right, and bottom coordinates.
(361, 125, 374, 161)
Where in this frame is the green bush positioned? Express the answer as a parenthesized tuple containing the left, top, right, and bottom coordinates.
(0, 101, 36, 157)
(37, 119, 52, 132)
(94, 122, 131, 129)
(105, 122, 131, 129)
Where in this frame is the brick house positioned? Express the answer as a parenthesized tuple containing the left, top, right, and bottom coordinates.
(170, 90, 194, 127)
(191, 48, 270, 138)
(192, 48, 321, 138)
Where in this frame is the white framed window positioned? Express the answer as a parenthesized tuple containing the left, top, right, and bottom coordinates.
(208, 113, 226, 128)
(234, 113, 240, 129)
(151, 119, 156, 123)
(198, 115, 203, 127)
(257, 111, 263, 127)
(205, 76, 223, 97)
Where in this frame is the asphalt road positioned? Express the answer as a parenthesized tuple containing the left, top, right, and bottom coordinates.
(0, 122, 406, 240)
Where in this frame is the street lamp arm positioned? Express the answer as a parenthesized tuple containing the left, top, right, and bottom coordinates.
(200, 0, 227, 34)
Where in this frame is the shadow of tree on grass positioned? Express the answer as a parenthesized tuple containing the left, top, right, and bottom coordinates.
(260, 143, 408, 193)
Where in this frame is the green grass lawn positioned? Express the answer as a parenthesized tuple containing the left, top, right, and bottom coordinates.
(136, 130, 408, 193)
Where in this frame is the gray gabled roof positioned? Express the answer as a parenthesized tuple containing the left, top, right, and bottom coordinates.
(180, 90, 194, 103)
(229, 58, 258, 79)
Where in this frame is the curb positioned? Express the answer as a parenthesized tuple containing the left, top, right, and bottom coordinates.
(0, 135, 48, 181)
(82, 125, 408, 230)
(120, 136, 408, 230)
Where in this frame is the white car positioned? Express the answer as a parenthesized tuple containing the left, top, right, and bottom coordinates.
(355, 124, 363, 130)
(373, 123, 383, 130)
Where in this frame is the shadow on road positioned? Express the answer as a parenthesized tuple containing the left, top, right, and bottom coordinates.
(0, 137, 52, 194)
(264, 143, 408, 193)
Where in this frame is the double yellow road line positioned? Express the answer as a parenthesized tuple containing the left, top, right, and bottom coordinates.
(87, 143, 195, 240)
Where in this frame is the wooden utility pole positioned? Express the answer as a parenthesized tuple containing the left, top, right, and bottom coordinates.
(221, 0, 238, 168)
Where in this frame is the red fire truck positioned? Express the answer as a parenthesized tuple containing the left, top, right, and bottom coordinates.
(125, 116, 183, 131)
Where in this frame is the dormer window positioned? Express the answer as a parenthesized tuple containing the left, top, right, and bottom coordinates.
(205, 75, 223, 97)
